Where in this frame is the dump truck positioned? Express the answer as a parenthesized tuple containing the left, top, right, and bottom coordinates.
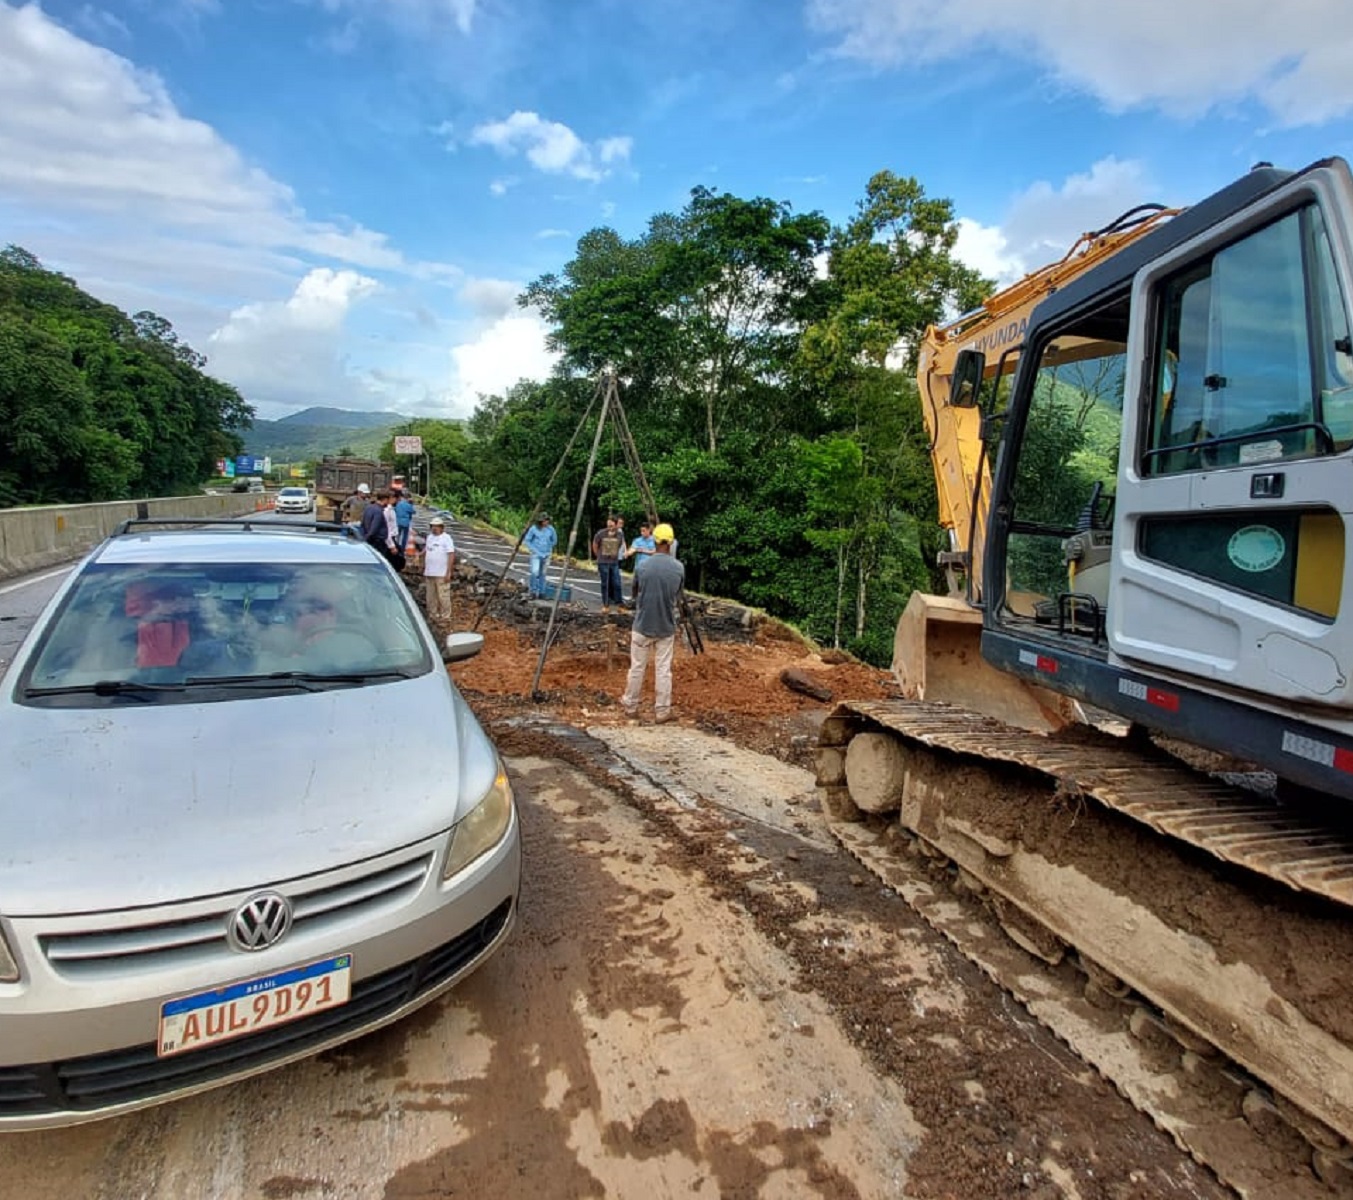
(818, 157, 1353, 1189)
(312, 456, 393, 523)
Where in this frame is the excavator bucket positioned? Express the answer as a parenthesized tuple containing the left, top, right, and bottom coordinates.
(891, 592, 1078, 733)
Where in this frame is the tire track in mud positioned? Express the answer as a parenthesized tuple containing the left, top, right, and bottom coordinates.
(488, 716, 1228, 1200)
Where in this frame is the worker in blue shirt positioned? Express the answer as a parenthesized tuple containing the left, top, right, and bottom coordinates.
(394, 491, 416, 552)
(523, 513, 558, 597)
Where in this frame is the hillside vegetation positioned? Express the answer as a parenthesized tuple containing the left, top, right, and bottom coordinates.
(0, 245, 251, 507)
(241, 414, 402, 462)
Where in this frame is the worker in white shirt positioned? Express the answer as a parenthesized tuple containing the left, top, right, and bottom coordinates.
(422, 516, 456, 625)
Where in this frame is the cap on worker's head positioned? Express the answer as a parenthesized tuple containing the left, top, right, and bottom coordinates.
(538, 513, 550, 523)
(652, 522, 674, 544)
(357, 483, 370, 494)
(429, 516, 445, 527)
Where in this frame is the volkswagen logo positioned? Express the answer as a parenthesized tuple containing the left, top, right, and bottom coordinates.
(228, 891, 293, 952)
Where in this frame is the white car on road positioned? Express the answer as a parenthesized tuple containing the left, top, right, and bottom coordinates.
(273, 486, 313, 514)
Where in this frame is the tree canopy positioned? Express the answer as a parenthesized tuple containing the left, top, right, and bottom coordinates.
(454, 175, 991, 665)
(0, 245, 252, 507)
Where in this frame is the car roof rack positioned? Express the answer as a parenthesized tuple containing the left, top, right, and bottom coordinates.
(110, 517, 359, 538)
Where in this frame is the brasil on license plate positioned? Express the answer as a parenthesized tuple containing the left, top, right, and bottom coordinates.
(158, 954, 352, 1057)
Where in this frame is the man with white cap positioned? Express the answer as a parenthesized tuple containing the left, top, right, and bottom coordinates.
(422, 515, 456, 625)
(341, 482, 369, 532)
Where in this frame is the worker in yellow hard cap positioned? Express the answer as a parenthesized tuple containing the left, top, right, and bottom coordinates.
(620, 522, 684, 723)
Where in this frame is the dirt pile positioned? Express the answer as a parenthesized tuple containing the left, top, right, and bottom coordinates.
(422, 569, 900, 769)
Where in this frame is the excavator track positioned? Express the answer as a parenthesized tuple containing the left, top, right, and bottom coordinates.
(818, 699, 1353, 1196)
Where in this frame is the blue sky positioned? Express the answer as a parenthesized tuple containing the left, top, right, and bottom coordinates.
(1, 0, 1351, 420)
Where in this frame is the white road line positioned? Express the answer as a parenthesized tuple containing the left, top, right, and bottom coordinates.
(0, 565, 74, 596)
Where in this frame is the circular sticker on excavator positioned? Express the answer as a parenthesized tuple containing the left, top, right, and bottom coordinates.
(1227, 524, 1286, 573)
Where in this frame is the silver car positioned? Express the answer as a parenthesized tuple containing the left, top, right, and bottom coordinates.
(0, 521, 520, 1129)
(273, 486, 313, 514)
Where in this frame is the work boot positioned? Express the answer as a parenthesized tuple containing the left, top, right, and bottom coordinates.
(655, 711, 674, 725)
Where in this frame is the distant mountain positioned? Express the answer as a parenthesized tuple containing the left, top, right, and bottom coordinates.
(241, 416, 402, 463)
(277, 407, 409, 429)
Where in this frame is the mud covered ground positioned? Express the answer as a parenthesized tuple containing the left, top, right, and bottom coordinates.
(428, 573, 1235, 1199)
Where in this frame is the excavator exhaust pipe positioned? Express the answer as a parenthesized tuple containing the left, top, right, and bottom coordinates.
(891, 592, 1078, 733)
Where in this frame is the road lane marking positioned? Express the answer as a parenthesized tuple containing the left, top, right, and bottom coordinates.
(0, 565, 74, 596)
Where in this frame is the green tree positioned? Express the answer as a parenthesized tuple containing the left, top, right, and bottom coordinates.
(0, 246, 253, 506)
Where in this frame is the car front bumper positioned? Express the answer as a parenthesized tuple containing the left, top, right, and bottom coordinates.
(0, 821, 520, 1129)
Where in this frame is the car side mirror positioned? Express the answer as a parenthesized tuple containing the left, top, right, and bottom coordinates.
(442, 631, 484, 663)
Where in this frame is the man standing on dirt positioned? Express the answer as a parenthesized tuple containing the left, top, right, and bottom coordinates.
(422, 516, 456, 625)
(591, 515, 627, 614)
(620, 523, 684, 724)
(624, 521, 656, 607)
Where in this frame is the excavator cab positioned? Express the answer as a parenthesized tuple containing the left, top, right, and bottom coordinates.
(983, 157, 1353, 798)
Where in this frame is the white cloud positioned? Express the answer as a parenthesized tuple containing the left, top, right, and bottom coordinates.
(449, 313, 559, 413)
(468, 111, 633, 182)
(954, 219, 1018, 287)
(0, 3, 470, 416)
(806, 0, 1353, 126)
(206, 269, 381, 409)
(73, 5, 130, 40)
(458, 277, 520, 318)
(312, 0, 476, 36)
(535, 228, 571, 239)
(956, 157, 1158, 285)
(488, 177, 516, 196)
(0, 4, 426, 274)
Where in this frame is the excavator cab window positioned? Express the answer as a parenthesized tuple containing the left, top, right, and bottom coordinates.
(1145, 202, 1351, 474)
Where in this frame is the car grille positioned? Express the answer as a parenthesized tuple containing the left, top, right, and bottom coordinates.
(1, 899, 511, 1119)
(41, 853, 436, 978)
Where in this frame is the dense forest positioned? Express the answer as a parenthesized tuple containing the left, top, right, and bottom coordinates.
(408, 172, 995, 663)
(0, 245, 252, 507)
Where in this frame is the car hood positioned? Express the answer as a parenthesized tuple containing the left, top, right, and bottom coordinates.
(0, 670, 499, 915)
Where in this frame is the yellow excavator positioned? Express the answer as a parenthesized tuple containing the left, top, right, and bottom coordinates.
(818, 156, 1353, 1187)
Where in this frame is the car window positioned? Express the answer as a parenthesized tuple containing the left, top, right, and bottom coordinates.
(19, 559, 432, 704)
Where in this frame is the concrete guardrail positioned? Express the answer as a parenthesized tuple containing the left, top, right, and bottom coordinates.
(0, 494, 267, 581)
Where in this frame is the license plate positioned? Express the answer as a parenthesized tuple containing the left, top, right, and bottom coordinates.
(157, 954, 352, 1058)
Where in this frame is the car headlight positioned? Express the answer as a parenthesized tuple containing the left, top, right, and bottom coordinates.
(0, 927, 19, 983)
(443, 763, 515, 880)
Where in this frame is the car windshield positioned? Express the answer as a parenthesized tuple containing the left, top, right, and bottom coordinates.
(280, 488, 307, 497)
(19, 559, 431, 704)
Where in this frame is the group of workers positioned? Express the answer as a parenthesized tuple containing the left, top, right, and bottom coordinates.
(340, 482, 457, 624)
(331, 493, 685, 721)
(524, 511, 686, 723)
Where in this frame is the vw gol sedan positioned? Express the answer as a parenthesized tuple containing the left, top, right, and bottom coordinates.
(273, 486, 313, 514)
(0, 521, 519, 1128)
